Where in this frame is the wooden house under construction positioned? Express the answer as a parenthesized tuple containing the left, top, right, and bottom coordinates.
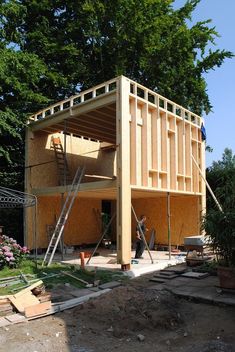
(25, 76, 206, 269)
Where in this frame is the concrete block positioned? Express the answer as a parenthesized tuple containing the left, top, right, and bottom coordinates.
(181, 272, 210, 279)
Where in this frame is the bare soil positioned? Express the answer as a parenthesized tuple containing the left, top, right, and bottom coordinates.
(1, 274, 235, 352)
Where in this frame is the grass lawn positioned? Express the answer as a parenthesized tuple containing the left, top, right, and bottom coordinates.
(0, 258, 128, 295)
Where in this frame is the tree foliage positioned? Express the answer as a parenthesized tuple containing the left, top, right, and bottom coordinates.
(0, 0, 233, 241)
(206, 148, 235, 211)
(204, 149, 235, 266)
(0, 48, 49, 188)
(1, 0, 233, 114)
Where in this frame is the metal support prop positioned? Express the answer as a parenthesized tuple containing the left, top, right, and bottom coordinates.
(63, 121, 67, 187)
(131, 204, 154, 264)
(191, 154, 223, 213)
(167, 192, 171, 260)
(60, 192, 64, 260)
(86, 213, 116, 265)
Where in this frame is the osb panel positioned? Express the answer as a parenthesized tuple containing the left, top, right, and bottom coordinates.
(26, 132, 58, 189)
(65, 133, 116, 179)
(26, 195, 101, 249)
(26, 131, 116, 190)
(132, 195, 200, 246)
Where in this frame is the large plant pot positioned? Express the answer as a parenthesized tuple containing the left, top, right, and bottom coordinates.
(217, 266, 235, 289)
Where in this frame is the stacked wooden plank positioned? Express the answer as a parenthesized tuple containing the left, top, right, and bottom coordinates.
(0, 280, 52, 325)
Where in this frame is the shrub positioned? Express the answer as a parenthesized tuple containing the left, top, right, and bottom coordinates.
(0, 235, 29, 269)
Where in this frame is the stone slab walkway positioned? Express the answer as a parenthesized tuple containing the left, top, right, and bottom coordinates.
(149, 274, 235, 306)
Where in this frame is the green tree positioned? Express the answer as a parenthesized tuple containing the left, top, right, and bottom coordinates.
(0, 49, 48, 243)
(0, 0, 233, 241)
(0, 49, 49, 188)
(204, 149, 235, 266)
(1, 0, 233, 115)
(206, 148, 235, 210)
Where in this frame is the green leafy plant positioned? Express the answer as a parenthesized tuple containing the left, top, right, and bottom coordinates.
(203, 149, 235, 267)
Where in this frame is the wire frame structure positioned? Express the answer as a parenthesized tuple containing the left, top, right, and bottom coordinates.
(0, 186, 36, 208)
(0, 186, 38, 261)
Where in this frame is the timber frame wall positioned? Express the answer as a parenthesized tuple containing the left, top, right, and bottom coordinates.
(25, 76, 206, 269)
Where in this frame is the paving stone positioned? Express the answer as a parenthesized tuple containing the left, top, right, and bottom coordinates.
(181, 272, 210, 279)
(154, 274, 178, 280)
(99, 281, 121, 290)
(163, 267, 187, 274)
(149, 278, 166, 283)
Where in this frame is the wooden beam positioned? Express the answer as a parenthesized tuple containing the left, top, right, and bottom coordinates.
(32, 179, 117, 196)
(29, 91, 116, 132)
(50, 123, 115, 143)
(81, 113, 116, 127)
(68, 117, 116, 134)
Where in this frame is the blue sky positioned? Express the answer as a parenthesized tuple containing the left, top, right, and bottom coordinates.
(174, 0, 235, 166)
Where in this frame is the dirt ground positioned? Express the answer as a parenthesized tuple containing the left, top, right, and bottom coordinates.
(1, 274, 235, 352)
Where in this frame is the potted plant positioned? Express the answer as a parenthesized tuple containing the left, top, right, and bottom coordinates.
(203, 151, 235, 289)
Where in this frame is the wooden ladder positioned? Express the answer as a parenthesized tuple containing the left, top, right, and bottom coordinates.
(51, 136, 72, 185)
(42, 165, 85, 266)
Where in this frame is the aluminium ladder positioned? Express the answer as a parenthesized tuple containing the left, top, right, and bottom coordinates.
(42, 165, 85, 266)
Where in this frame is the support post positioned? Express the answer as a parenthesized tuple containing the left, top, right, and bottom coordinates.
(116, 76, 132, 270)
(167, 192, 171, 260)
(63, 121, 67, 187)
(61, 192, 64, 260)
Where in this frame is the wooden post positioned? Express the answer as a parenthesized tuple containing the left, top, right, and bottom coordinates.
(116, 76, 131, 270)
(167, 192, 171, 260)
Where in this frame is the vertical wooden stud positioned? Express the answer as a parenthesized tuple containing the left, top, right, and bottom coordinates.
(116, 76, 132, 267)
(141, 101, 148, 187)
(130, 96, 137, 185)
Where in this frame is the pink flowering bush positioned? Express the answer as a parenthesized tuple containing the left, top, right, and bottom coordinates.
(0, 235, 29, 269)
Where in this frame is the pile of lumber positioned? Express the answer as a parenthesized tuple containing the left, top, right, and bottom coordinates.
(0, 280, 52, 325)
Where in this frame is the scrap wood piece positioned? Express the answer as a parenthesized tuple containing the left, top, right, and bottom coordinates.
(61, 271, 89, 285)
(0, 298, 10, 305)
(14, 280, 43, 298)
(0, 303, 13, 313)
(5, 313, 26, 324)
(52, 288, 111, 312)
(24, 301, 52, 318)
(0, 295, 11, 300)
(9, 291, 40, 313)
(0, 317, 11, 328)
